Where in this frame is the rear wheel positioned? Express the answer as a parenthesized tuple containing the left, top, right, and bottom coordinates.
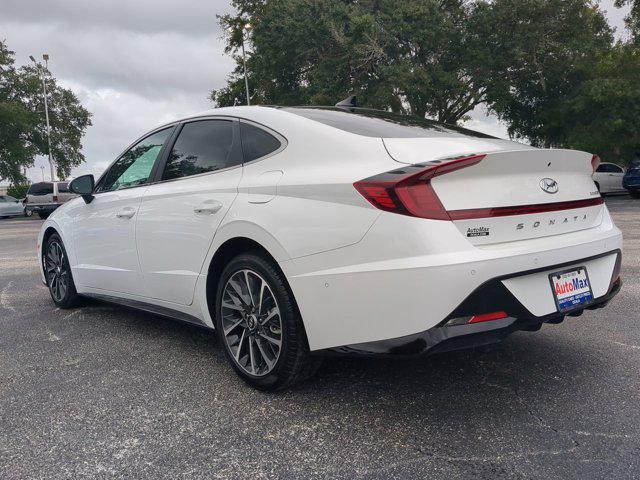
(24, 208, 33, 217)
(43, 234, 80, 308)
(215, 252, 320, 391)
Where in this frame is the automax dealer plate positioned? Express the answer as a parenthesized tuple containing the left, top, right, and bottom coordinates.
(549, 267, 594, 312)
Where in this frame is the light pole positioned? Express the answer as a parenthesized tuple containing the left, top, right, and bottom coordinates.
(230, 23, 252, 106)
(29, 54, 55, 182)
(40, 165, 45, 182)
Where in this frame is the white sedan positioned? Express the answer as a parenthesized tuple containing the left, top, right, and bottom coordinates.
(37, 106, 623, 390)
(592, 161, 626, 194)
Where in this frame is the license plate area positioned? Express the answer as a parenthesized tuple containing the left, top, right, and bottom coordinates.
(549, 266, 594, 313)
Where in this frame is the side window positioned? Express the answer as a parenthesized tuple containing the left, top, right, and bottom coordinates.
(28, 183, 53, 195)
(162, 120, 236, 181)
(598, 163, 622, 173)
(97, 127, 173, 192)
(0, 196, 5, 202)
(240, 122, 282, 162)
(98, 127, 172, 192)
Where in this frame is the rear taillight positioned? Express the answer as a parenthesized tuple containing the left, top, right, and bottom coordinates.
(52, 195, 58, 203)
(354, 154, 485, 220)
(591, 154, 601, 173)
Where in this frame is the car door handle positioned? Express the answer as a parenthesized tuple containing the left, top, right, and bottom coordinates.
(194, 200, 223, 215)
(115, 207, 136, 219)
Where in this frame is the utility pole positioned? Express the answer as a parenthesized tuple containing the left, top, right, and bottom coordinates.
(29, 54, 55, 182)
(230, 23, 252, 106)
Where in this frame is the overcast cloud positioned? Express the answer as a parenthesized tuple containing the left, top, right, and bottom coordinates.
(0, 0, 631, 182)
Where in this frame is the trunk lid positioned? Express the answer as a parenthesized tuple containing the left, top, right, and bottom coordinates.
(383, 140, 603, 245)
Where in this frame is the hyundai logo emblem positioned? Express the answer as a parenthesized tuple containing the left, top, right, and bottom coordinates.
(540, 178, 559, 194)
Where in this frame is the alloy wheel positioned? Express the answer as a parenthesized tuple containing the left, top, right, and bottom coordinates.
(44, 241, 68, 302)
(220, 269, 283, 376)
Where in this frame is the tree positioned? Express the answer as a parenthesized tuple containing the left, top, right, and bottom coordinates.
(615, 0, 640, 42)
(561, 44, 640, 163)
(473, 0, 614, 147)
(0, 39, 92, 183)
(212, 0, 495, 123)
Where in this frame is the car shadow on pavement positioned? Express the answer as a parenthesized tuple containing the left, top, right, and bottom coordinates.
(81, 297, 593, 411)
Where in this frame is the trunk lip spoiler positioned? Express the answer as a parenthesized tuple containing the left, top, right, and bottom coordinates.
(448, 197, 604, 221)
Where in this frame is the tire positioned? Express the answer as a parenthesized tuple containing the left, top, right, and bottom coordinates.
(43, 233, 80, 308)
(214, 252, 321, 391)
(24, 208, 33, 217)
(630, 190, 640, 199)
(38, 212, 50, 219)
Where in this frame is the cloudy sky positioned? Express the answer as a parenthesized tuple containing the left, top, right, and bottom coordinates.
(0, 0, 632, 183)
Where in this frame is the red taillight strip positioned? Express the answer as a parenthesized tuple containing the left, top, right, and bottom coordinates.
(353, 154, 485, 220)
(448, 197, 604, 221)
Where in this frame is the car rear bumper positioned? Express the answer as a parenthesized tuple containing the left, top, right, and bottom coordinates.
(286, 207, 623, 351)
(319, 255, 621, 357)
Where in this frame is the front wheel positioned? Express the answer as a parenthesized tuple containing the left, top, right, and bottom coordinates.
(43, 233, 80, 308)
(24, 208, 33, 217)
(629, 190, 640, 199)
(38, 212, 50, 219)
(215, 253, 321, 391)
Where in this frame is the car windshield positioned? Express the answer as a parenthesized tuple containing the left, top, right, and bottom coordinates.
(282, 107, 496, 139)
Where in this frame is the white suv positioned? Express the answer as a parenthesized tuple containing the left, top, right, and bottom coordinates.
(25, 181, 76, 219)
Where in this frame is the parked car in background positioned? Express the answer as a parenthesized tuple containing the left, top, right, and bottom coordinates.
(623, 160, 640, 198)
(25, 181, 76, 219)
(0, 194, 28, 218)
(592, 162, 626, 194)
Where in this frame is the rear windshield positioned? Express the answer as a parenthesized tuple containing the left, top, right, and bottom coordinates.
(282, 107, 495, 139)
(57, 182, 69, 193)
(28, 182, 53, 195)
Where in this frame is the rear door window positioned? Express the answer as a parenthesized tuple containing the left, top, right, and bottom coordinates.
(162, 120, 239, 180)
(240, 122, 282, 162)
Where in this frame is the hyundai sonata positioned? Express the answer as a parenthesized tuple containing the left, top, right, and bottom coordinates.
(37, 106, 622, 390)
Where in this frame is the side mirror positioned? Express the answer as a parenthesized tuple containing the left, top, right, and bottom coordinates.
(69, 174, 95, 203)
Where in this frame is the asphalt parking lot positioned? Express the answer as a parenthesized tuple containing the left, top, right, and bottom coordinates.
(0, 195, 638, 479)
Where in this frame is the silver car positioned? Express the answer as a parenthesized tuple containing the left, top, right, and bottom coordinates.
(0, 194, 29, 218)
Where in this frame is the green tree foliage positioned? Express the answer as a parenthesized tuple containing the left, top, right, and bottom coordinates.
(212, 0, 495, 123)
(6, 182, 29, 199)
(474, 0, 613, 147)
(561, 44, 640, 162)
(616, 0, 640, 42)
(0, 40, 92, 183)
(214, 0, 638, 164)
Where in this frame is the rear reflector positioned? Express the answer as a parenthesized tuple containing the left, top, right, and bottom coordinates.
(448, 197, 604, 220)
(468, 311, 509, 324)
